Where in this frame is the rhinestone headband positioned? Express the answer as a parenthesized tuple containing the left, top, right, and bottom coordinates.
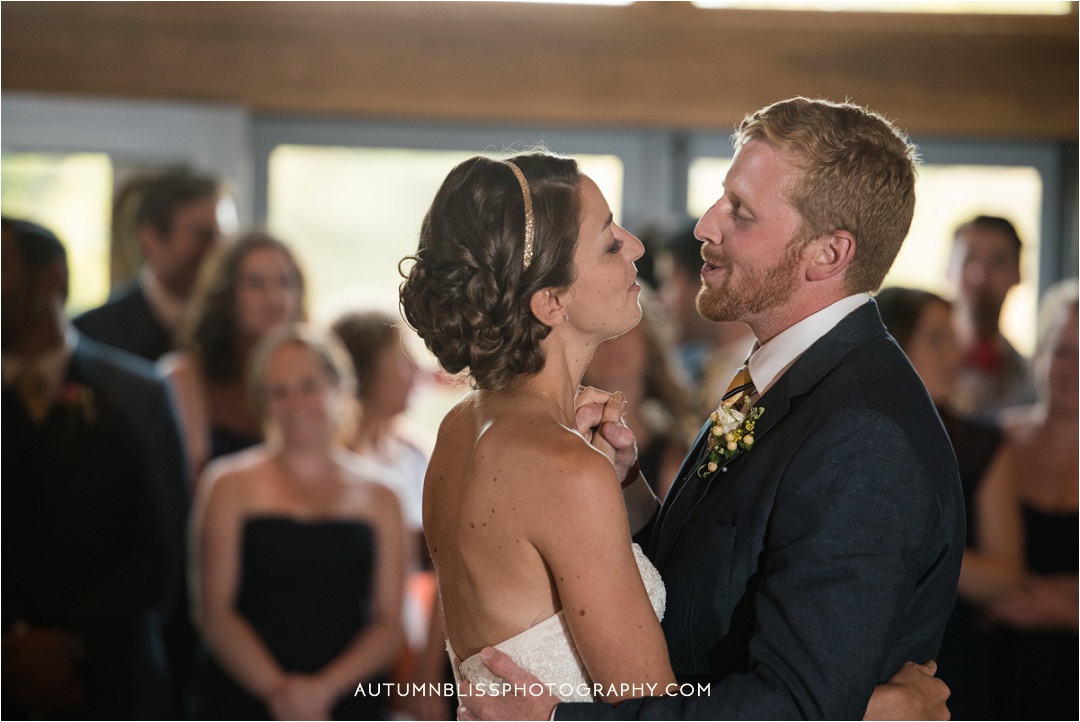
(505, 161, 536, 271)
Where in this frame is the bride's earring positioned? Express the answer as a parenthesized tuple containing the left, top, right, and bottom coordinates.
(563, 314, 568, 322)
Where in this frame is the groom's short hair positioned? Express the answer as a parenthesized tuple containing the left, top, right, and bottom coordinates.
(734, 97, 918, 295)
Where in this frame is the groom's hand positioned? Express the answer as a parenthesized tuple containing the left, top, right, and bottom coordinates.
(575, 386, 637, 480)
(863, 660, 951, 720)
(457, 647, 558, 721)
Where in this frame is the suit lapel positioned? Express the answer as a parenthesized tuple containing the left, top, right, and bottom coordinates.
(652, 388, 795, 570)
(651, 300, 888, 571)
(651, 422, 712, 565)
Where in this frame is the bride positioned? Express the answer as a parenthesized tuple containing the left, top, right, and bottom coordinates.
(400, 151, 673, 703)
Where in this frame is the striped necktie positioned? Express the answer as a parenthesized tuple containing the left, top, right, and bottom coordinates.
(722, 364, 755, 405)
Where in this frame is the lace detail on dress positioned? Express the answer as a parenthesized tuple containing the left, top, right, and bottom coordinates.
(448, 543, 665, 703)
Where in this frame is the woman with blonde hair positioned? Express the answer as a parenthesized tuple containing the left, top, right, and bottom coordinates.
(190, 323, 405, 719)
(982, 280, 1079, 720)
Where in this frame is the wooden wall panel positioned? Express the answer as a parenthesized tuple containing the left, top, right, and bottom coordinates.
(2, 1, 1076, 139)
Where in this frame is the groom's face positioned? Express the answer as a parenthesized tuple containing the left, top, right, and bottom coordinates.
(694, 139, 808, 327)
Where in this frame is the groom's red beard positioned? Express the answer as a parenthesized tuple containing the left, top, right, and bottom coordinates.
(696, 241, 803, 324)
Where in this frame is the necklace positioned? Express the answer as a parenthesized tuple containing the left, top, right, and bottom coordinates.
(524, 379, 576, 428)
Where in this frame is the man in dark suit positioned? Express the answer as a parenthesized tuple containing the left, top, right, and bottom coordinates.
(2, 218, 189, 718)
(73, 170, 222, 361)
(462, 98, 965, 719)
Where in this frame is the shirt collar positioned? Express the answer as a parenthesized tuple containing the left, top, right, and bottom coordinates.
(140, 267, 187, 333)
(747, 293, 871, 397)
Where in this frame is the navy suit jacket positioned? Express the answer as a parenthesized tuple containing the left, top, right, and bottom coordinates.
(2, 335, 188, 716)
(69, 335, 190, 578)
(560, 300, 965, 720)
(73, 282, 174, 362)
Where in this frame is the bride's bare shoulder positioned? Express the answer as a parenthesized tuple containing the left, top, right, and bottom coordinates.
(432, 390, 619, 503)
(435, 391, 482, 435)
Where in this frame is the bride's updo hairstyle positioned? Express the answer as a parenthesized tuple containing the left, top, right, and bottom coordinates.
(400, 151, 582, 391)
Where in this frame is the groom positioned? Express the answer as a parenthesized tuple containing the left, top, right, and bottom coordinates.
(460, 98, 965, 719)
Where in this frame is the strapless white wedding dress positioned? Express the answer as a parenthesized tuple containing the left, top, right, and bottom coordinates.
(447, 543, 666, 703)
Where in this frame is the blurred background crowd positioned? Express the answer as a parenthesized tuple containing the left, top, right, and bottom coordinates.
(2, 1, 1076, 720)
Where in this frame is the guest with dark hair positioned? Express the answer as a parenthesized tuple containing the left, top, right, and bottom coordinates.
(190, 323, 405, 720)
(2, 217, 186, 717)
(331, 310, 445, 719)
(582, 286, 697, 501)
(161, 230, 306, 478)
(74, 169, 223, 362)
(331, 311, 428, 561)
(947, 215, 1036, 417)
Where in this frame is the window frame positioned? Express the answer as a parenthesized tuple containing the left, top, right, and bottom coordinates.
(250, 116, 685, 232)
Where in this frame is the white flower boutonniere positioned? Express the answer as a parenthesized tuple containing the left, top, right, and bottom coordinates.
(697, 396, 763, 477)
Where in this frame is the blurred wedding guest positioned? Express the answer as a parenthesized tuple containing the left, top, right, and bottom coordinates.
(74, 169, 223, 362)
(582, 287, 697, 501)
(2, 217, 187, 718)
(877, 286, 1004, 719)
(654, 220, 754, 412)
(190, 323, 405, 720)
(331, 312, 443, 718)
(162, 231, 306, 479)
(982, 279, 1078, 721)
(330, 311, 430, 565)
(947, 215, 1036, 417)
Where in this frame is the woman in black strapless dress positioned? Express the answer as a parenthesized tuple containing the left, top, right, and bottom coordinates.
(982, 285, 1078, 721)
(190, 324, 406, 720)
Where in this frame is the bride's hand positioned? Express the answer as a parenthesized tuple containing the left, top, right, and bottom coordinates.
(458, 647, 558, 721)
(575, 386, 637, 480)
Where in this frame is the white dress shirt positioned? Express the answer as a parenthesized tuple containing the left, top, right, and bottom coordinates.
(746, 294, 871, 398)
(140, 267, 187, 333)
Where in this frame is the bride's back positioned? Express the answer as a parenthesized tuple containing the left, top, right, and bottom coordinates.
(399, 151, 639, 662)
(425, 389, 595, 660)
(402, 152, 676, 697)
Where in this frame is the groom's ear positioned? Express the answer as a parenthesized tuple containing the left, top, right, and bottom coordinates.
(529, 288, 567, 327)
(805, 230, 855, 283)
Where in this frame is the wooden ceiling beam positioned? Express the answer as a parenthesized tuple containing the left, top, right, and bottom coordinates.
(2, 1, 1076, 139)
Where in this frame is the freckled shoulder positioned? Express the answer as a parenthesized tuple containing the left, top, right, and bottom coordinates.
(483, 418, 622, 509)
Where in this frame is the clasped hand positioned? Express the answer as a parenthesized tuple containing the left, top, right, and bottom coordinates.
(574, 386, 636, 480)
(1, 625, 86, 715)
(266, 673, 337, 721)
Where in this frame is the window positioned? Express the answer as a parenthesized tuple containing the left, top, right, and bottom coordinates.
(1, 152, 113, 314)
(267, 144, 624, 318)
(266, 143, 625, 433)
(891, 164, 1042, 355)
(2, 96, 252, 316)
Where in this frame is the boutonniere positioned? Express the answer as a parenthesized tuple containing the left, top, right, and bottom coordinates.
(697, 396, 763, 477)
(57, 381, 96, 424)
